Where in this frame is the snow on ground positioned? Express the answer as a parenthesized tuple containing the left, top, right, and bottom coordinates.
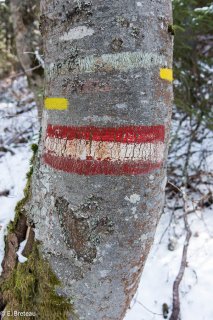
(125, 204, 213, 320)
(0, 147, 33, 273)
(125, 114, 213, 320)
(0, 76, 212, 319)
(0, 76, 39, 273)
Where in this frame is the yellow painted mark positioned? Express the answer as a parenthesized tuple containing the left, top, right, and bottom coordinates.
(160, 68, 173, 82)
(44, 98, 68, 110)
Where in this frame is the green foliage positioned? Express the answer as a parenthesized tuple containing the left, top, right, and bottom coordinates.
(1, 243, 73, 320)
(173, 0, 213, 129)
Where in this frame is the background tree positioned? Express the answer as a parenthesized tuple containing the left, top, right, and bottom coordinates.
(0, 0, 18, 78)
(9, 0, 44, 118)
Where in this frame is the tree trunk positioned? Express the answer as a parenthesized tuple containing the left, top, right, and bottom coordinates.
(29, 0, 173, 319)
(10, 0, 44, 119)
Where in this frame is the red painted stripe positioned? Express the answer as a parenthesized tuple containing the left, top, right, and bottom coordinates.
(43, 153, 162, 175)
(46, 124, 165, 144)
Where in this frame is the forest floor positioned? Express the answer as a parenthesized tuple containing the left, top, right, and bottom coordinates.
(0, 76, 212, 320)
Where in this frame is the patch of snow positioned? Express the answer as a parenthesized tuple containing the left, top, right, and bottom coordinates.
(16, 239, 28, 263)
(0, 147, 33, 273)
(195, 5, 213, 13)
(0, 76, 39, 274)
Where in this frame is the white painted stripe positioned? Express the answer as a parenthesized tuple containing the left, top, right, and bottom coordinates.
(47, 50, 167, 77)
(45, 137, 164, 163)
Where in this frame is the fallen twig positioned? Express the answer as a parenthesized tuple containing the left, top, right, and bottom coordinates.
(0, 190, 10, 197)
(8, 64, 42, 79)
(0, 146, 15, 155)
(136, 299, 163, 316)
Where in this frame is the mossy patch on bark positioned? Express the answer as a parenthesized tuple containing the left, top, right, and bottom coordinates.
(1, 143, 75, 319)
(1, 242, 73, 320)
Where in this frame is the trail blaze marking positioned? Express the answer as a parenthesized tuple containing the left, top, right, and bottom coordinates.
(160, 68, 173, 82)
(44, 98, 68, 110)
(43, 125, 165, 175)
(47, 51, 166, 78)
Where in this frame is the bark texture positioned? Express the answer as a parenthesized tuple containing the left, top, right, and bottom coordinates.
(29, 1, 173, 319)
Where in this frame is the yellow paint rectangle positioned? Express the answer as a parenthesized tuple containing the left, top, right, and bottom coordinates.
(160, 68, 173, 82)
(45, 97, 68, 110)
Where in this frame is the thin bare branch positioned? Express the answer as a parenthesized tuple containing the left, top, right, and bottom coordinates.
(169, 188, 192, 320)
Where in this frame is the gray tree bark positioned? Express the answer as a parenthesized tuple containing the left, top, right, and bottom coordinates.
(29, 0, 173, 319)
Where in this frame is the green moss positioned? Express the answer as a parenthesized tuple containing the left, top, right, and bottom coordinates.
(7, 144, 38, 234)
(31, 143, 38, 154)
(1, 243, 74, 320)
(2, 142, 75, 319)
(168, 24, 175, 35)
